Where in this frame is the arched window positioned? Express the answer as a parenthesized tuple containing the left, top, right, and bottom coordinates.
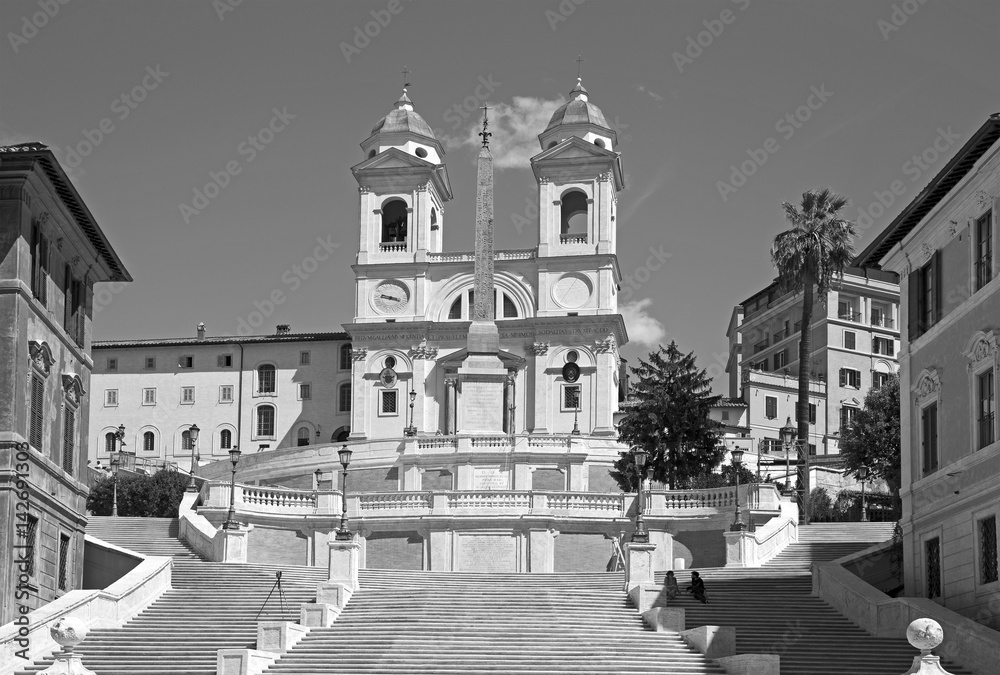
(257, 364, 276, 394)
(256, 405, 275, 437)
(381, 200, 408, 243)
(181, 430, 193, 450)
(339, 382, 352, 412)
(447, 288, 519, 321)
(105, 432, 116, 453)
(368, 149, 376, 158)
(448, 296, 462, 320)
(143, 431, 155, 452)
(560, 190, 588, 236)
(430, 208, 438, 230)
(339, 344, 352, 371)
(332, 426, 351, 442)
(297, 427, 310, 447)
(502, 293, 518, 318)
(220, 429, 232, 450)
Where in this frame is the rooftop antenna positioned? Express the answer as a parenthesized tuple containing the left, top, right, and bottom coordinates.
(479, 104, 492, 148)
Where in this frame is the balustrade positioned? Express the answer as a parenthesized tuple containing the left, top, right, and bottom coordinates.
(546, 492, 624, 513)
(417, 436, 458, 450)
(471, 436, 510, 449)
(358, 492, 431, 510)
(242, 486, 317, 509)
(448, 491, 531, 510)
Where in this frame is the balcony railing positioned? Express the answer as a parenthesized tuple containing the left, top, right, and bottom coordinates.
(837, 310, 862, 323)
(559, 233, 587, 244)
(979, 413, 996, 449)
(975, 255, 993, 291)
(773, 329, 787, 342)
(378, 241, 407, 252)
(753, 339, 769, 353)
(870, 314, 894, 329)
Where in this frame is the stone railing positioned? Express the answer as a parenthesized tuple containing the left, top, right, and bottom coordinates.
(559, 234, 587, 244)
(471, 436, 511, 448)
(358, 492, 431, 511)
(242, 485, 318, 510)
(724, 498, 799, 567)
(417, 436, 459, 450)
(378, 241, 406, 252)
(648, 486, 737, 512)
(527, 435, 572, 449)
(448, 491, 532, 510)
(546, 492, 625, 514)
(427, 248, 536, 263)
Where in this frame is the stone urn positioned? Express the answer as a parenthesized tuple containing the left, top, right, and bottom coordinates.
(38, 617, 95, 675)
(901, 618, 954, 675)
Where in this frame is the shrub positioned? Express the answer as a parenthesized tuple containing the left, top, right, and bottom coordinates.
(87, 470, 189, 517)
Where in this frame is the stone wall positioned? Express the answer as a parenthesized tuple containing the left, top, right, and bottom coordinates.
(366, 532, 423, 570)
(247, 525, 308, 566)
(554, 533, 610, 572)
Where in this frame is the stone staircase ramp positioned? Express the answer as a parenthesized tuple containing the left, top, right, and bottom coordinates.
(264, 570, 727, 675)
(85, 516, 206, 560)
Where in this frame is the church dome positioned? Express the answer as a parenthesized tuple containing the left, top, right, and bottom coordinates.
(371, 90, 437, 140)
(543, 79, 611, 133)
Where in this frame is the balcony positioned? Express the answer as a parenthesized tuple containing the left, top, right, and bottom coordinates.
(773, 329, 787, 342)
(837, 310, 863, 323)
(975, 254, 993, 291)
(379, 241, 407, 252)
(753, 338, 769, 354)
(870, 314, 895, 329)
(559, 233, 587, 244)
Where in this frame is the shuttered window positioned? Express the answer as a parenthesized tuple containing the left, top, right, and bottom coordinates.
(925, 537, 941, 598)
(30, 375, 44, 449)
(910, 251, 942, 340)
(58, 534, 70, 591)
(32, 226, 48, 305)
(921, 403, 938, 474)
(62, 407, 75, 474)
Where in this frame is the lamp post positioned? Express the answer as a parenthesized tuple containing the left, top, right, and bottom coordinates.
(858, 465, 869, 522)
(405, 389, 417, 437)
(314, 468, 323, 490)
(335, 445, 353, 541)
(631, 449, 649, 543)
(186, 424, 200, 491)
(779, 417, 796, 493)
(730, 447, 746, 531)
(222, 447, 242, 530)
(110, 450, 121, 517)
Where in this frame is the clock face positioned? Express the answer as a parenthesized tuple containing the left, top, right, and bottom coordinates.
(373, 280, 410, 314)
(553, 274, 592, 309)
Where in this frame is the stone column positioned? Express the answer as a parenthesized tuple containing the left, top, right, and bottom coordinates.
(349, 347, 368, 439)
(529, 343, 549, 433)
(591, 338, 617, 434)
(444, 378, 456, 434)
(528, 529, 555, 573)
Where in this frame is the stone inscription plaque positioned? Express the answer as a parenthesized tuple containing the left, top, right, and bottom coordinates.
(459, 534, 517, 572)
(459, 380, 504, 432)
(473, 467, 510, 490)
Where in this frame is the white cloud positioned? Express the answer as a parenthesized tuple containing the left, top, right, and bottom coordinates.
(637, 84, 664, 102)
(444, 96, 566, 170)
(620, 298, 666, 348)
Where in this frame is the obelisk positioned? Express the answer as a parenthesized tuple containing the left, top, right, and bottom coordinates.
(457, 107, 507, 434)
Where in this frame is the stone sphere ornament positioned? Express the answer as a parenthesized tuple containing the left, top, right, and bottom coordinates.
(906, 618, 944, 652)
(50, 617, 88, 648)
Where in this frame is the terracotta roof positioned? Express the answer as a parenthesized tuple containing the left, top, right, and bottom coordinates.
(715, 398, 747, 408)
(93, 331, 349, 349)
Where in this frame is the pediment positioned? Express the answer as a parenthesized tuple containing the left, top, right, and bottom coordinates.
(351, 147, 437, 173)
(437, 348, 526, 370)
(531, 136, 616, 163)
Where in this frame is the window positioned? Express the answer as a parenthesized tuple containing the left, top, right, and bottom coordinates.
(32, 225, 49, 306)
(837, 298, 860, 322)
(808, 443, 817, 456)
(840, 406, 858, 434)
(105, 389, 119, 406)
(911, 251, 941, 340)
(105, 432, 116, 454)
(30, 374, 44, 449)
(381, 199, 408, 243)
(339, 344, 352, 370)
(181, 429, 193, 451)
(839, 368, 861, 389)
(975, 210, 993, 292)
(339, 382, 351, 412)
(560, 190, 588, 237)
(380, 390, 398, 415)
(796, 403, 817, 424)
(62, 406, 75, 474)
(721, 411, 730, 422)
(256, 405, 276, 437)
(980, 515, 998, 585)
(448, 296, 462, 320)
(300, 351, 311, 365)
(63, 273, 85, 347)
(297, 427, 310, 447)
(563, 385, 581, 411)
(873, 371, 891, 389)
(19, 515, 38, 577)
(220, 429, 232, 450)
(218, 354, 233, 368)
(773, 350, 788, 370)
(925, 537, 941, 599)
(502, 293, 518, 318)
(143, 431, 155, 452)
(145, 357, 156, 370)
(143, 388, 156, 405)
(430, 207, 438, 230)
(844, 331, 856, 350)
(179, 355, 193, 368)
(107, 358, 118, 372)
(220, 385, 234, 403)
(58, 534, 70, 591)
(179, 386, 195, 404)
(299, 383, 311, 400)
(978, 369, 995, 449)
(257, 364, 276, 394)
(258, 444, 270, 452)
(873, 336, 895, 356)
(765, 396, 777, 420)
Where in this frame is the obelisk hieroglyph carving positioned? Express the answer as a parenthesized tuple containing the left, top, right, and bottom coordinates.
(457, 106, 507, 434)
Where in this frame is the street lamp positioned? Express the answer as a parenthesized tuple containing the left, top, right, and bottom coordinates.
(405, 389, 417, 437)
(186, 424, 200, 491)
(335, 445, 353, 541)
(110, 450, 121, 517)
(730, 447, 746, 531)
(857, 465, 869, 522)
(314, 468, 323, 490)
(779, 417, 796, 492)
(631, 448, 649, 543)
(222, 447, 242, 530)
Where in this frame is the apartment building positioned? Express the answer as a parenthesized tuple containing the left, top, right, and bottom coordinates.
(858, 112, 999, 629)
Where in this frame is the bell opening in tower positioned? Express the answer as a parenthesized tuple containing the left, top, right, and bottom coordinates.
(381, 199, 408, 245)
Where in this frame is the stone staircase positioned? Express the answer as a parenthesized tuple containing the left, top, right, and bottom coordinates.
(264, 569, 726, 674)
(16, 518, 327, 675)
(656, 522, 971, 675)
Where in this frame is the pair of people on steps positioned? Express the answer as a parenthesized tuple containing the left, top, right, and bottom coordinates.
(663, 570, 708, 604)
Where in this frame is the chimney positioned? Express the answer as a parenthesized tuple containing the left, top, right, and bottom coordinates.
(276, 324, 291, 335)
(197, 323, 206, 340)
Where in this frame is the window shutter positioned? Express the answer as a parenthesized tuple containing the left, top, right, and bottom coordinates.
(37, 233, 49, 305)
(30, 375, 44, 449)
(839, 369, 846, 386)
(63, 407, 75, 474)
(932, 249, 942, 324)
(64, 266, 73, 329)
(907, 271, 921, 341)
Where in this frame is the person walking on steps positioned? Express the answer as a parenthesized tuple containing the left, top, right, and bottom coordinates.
(664, 570, 680, 601)
(687, 571, 708, 604)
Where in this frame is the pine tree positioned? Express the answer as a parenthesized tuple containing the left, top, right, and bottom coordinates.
(613, 342, 724, 490)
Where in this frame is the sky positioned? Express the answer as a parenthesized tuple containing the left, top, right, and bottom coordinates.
(2, 0, 997, 395)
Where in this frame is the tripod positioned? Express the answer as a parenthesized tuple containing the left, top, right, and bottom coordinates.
(253, 571, 286, 621)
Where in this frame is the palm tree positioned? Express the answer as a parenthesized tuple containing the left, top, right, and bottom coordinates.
(771, 188, 858, 524)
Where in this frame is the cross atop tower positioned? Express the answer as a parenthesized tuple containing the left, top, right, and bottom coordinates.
(401, 65, 411, 88)
(479, 104, 492, 148)
(575, 55, 584, 79)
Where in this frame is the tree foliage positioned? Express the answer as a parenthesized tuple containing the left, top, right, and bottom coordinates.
(613, 342, 723, 491)
(771, 187, 858, 522)
(839, 375, 901, 500)
(87, 470, 190, 517)
(683, 462, 756, 489)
